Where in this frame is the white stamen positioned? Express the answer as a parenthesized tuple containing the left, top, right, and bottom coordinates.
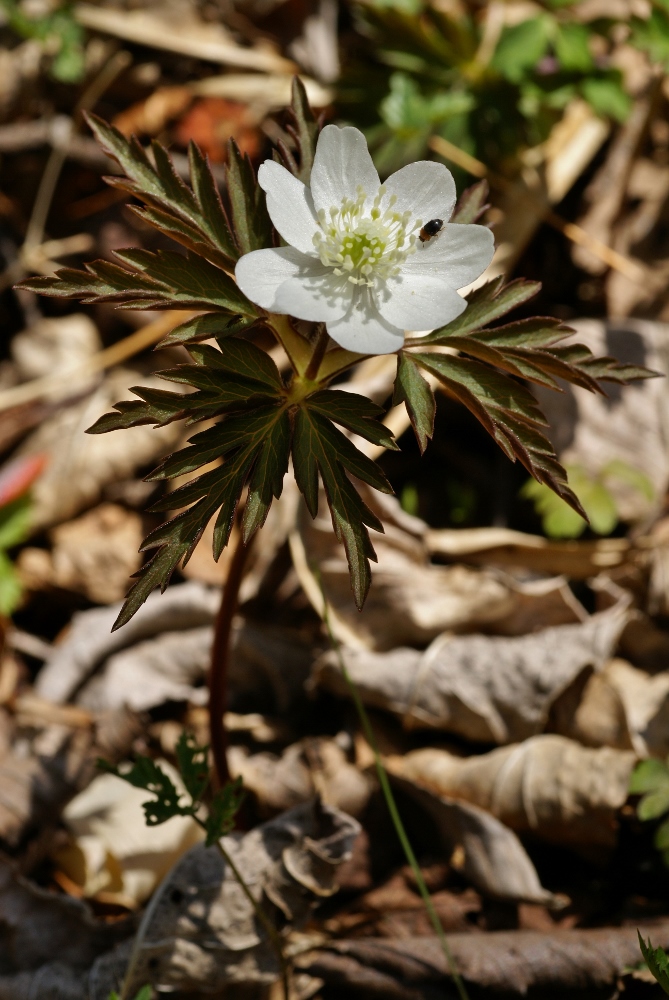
(311, 185, 416, 287)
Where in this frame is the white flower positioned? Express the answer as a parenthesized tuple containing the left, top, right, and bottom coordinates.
(235, 125, 494, 355)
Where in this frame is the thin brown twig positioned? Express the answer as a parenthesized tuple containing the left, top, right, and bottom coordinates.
(428, 133, 646, 284)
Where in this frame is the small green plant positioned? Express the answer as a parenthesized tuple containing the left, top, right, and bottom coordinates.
(2, 0, 85, 83)
(101, 733, 291, 1000)
(108, 988, 152, 1000)
(521, 460, 654, 539)
(99, 731, 244, 846)
(340, 0, 635, 175)
(638, 933, 669, 994)
(630, 757, 669, 865)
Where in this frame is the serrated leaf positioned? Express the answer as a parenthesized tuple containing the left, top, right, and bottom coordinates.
(113, 249, 254, 314)
(413, 351, 585, 516)
(205, 778, 245, 846)
(639, 933, 669, 994)
(99, 756, 191, 824)
(187, 339, 284, 393)
(20, 251, 256, 314)
(393, 352, 436, 452)
(85, 114, 238, 262)
(292, 406, 384, 608)
(450, 180, 490, 224)
(226, 139, 272, 255)
(87, 387, 189, 433)
(157, 312, 258, 348)
(175, 731, 210, 804)
(242, 410, 291, 540)
(306, 389, 399, 450)
(416, 278, 542, 344)
(285, 76, 319, 183)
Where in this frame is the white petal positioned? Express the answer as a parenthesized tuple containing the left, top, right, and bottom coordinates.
(310, 125, 380, 215)
(375, 272, 467, 331)
(327, 288, 404, 355)
(274, 271, 351, 323)
(403, 223, 495, 289)
(235, 246, 316, 312)
(258, 160, 319, 255)
(383, 161, 456, 231)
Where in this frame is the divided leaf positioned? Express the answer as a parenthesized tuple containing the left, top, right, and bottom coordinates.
(226, 139, 272, 256)
(401, 277, 660, 516)
(86, 114, 238, 263)
(98, 756, 190, 826)
(292, 403, 391, 609)
(277, 76, 320, 183)
(21, 250, 256, 314)
(638, 933, 669, 995)
(393, 353, 436, 453)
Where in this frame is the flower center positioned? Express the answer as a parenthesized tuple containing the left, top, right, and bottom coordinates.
(312, 185, 419, 286)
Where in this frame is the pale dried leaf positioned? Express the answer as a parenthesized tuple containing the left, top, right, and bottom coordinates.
(58, 766, 203, 905)
(229, 736, 372, 818)
(18, 503, 143, 604)
(536, 318, 669, 522)
(17, 368, 183, 531)
(391, 777, 559, 905)
(314, 605, 629, 742)
(393, 734, 636, 849)
(297, 498, 587, 651)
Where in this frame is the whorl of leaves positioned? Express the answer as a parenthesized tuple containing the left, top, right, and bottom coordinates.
(17, 85, 659, 628)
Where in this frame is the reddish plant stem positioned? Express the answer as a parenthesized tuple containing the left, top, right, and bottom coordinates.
(209, 526, 252, 789)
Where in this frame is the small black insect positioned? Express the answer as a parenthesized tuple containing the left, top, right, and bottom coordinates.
(419, 218, 444, 243)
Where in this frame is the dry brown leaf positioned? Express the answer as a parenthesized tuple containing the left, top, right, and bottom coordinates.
(101, 799, 360, 997)
(562, 657, 669, 757)
(426, 525, 632, 580)
(174, 97, 261, 161)
(11, 313, 101, 385)
(17, 368, 183, 531)
(314, 605, 628, 742)
(18, 503, 143, 604)
(391, 734, 636, 849)
(112, 86, 193, 137)
(296, 494, 588, 651)
(0, 860, 131, 975)
(0, 707, 140, 848)
(35, 581, 221, 704)
(56, 765, 204, 906)
(228, 736, 372, 818)
(297, 922, 669, 997)
(390, 777, 560, 905)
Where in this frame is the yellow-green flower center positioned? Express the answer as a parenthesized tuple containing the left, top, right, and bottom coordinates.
(312, 185, 419, 287)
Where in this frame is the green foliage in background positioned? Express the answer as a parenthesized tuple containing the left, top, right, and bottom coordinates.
(630, 758, 669, 867)
(630, 0, 669, 69)
(108, 988, 152, 1000)
(339, 0, 644, 176)
(521, 459, 654, 538)
(2, 0, 85, 82)
(100, 732, 244, 846)
(0, 495, 31, 616)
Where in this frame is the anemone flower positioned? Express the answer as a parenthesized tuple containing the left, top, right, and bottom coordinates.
(235, 124, 494, 355)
